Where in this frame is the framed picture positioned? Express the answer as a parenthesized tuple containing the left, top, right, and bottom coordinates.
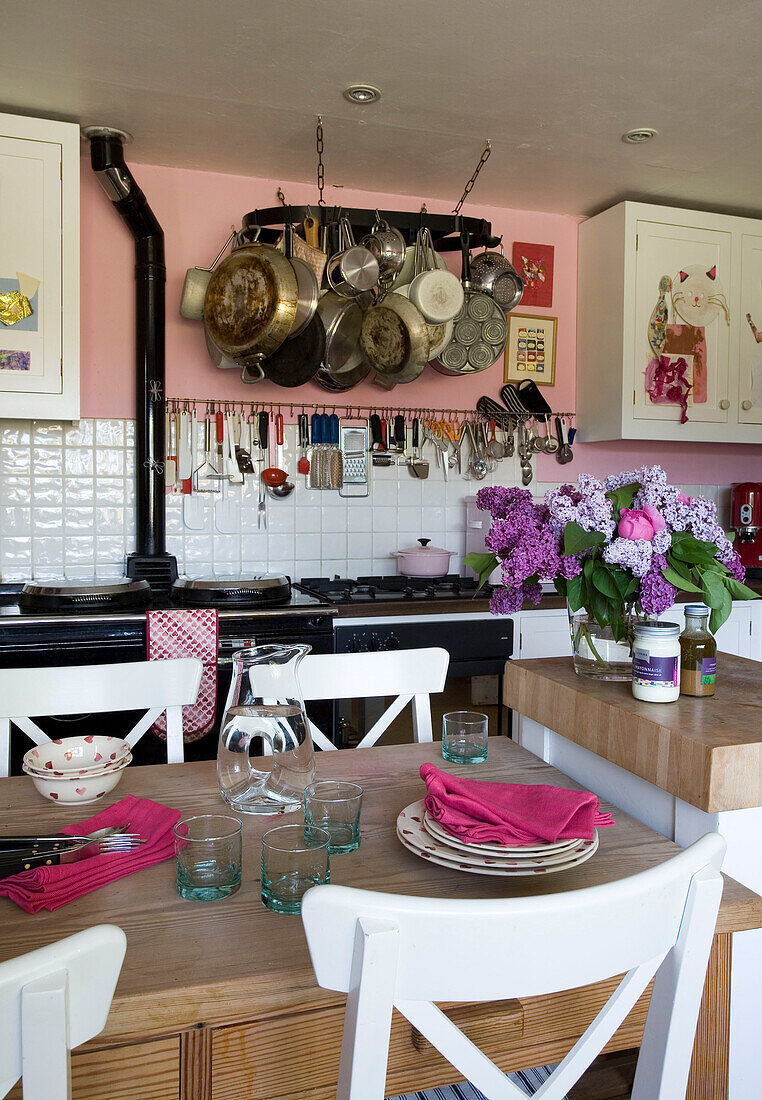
(504, 314, 557, 385)
(512, 242, 554, 307)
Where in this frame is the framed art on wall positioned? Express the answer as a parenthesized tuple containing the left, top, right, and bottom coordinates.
(504, 314, 557, 385)
(512, 242, 554, 307)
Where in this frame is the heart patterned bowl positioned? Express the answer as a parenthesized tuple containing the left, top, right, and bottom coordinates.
(23, 736, 130, 776)
(23, 754, 131, 805)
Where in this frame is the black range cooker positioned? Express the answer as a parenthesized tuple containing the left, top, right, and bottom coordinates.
(0, 576, 335, 772)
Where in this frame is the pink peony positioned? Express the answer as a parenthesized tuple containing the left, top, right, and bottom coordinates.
(618, 508, 656, 541)
(677, 492, 691, 505)
(641, 503, 666, 533)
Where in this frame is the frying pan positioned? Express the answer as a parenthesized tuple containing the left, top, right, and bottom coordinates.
(257, 310, 325, 387)
(431, 232, 507, 376)
(360, 292, 430, 386)
(203, 243, 298, 373)
(316, 291, 368, 377)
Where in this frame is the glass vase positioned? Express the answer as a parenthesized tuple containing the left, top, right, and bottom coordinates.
(568, 605, 637, 682)
(217, 644, 316, 815)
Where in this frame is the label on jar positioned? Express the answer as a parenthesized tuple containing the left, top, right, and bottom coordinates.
(633, 648, 679, 688)
(701, 657, 717, 685)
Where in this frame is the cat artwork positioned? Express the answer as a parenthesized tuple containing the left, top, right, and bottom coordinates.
(671, 265, 731, 327)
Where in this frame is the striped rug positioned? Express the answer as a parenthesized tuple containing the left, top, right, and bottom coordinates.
(388, 1063, 568, 1099)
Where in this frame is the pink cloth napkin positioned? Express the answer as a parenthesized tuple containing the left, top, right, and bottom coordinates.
(0, 795, 181, 914)
(420, 763, 614, 846)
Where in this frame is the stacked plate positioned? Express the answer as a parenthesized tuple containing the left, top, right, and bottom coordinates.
(396, 799, 598, 877)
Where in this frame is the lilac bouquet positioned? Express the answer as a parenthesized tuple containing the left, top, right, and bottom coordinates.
(464, 465, 758, 638)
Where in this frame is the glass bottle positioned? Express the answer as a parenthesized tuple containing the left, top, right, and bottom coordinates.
(217, 645, 316, 814)
(679, 605, 717, 697)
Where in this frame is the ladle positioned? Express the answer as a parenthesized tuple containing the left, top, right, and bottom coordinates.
(266, 413, 295, 498)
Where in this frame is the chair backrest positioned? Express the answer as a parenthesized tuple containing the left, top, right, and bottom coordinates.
(302, 833, 726, 1100)
(248, 647, 449, 752)
(0, 658, 203, 775)
(0, 924, 126, 1100)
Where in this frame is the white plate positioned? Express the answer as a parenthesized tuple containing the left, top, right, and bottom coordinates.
(423, 809, 581, 857)
(396, 824, 599, 878)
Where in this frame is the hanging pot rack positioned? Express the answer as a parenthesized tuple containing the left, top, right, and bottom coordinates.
(239, 207, 499, 252)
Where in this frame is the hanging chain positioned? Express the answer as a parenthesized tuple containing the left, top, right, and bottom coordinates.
(276, 187, 287, 206)
(316, 116, 326, 207)
(452, 139, 492, 215)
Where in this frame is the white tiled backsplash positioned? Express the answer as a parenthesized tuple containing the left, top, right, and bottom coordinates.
(0, 418, 731, 582)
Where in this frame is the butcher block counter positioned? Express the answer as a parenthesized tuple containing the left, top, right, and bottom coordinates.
(505, 654, 762, 814)
(504, 653, 762, 1100)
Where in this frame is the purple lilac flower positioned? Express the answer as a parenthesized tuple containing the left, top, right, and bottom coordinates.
(602, 536, 654, 577)
(603, 469, 640, 492)
(652, 528, 672, 554)
(639, 554, 678, 615)
(490, 582, 542, 615)
(476, 485, 536, 520)
(716, 541, 745, 580)
(545, 475, 616, 541)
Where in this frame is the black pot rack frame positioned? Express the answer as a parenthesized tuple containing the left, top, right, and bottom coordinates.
(239, 207, 499, 251)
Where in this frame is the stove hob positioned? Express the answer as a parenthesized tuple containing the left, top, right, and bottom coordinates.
(19, 578, 152, 613)
(298, 574, 488, 604)
(171, 574, 292, 608)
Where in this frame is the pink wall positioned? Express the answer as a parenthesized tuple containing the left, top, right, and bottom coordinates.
(79, 162, 761, 485)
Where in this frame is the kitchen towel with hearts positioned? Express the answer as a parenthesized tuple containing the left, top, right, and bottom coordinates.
(420, 763, 614, 846)
(0, 795, 181, 914)
(147, 608, 218, 742)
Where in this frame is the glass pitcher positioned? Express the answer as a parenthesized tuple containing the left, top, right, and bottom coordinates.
(217, 645, 316, 815)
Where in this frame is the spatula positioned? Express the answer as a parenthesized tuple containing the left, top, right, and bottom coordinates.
(182, 409, 207, 530)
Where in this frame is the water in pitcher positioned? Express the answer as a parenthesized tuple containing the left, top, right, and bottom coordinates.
(217, 644, 316, 815)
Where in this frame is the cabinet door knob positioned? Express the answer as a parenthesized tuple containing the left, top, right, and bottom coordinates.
(742, 399, 752, 411)
(719, 399, 730, 410)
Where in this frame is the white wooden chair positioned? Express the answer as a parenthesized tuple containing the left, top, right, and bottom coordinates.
(247, 648, 449, 752)
(0, 924, 126, 1100)
(302, 833, 726, 1100)
(0, 658, 203, 775)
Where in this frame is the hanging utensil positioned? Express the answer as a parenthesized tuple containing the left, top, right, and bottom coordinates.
(469, 246, 524, 313)
(316, 291, 368, 377)
(267, 413, 296, 499)
(326, 215, 379, 298)
(431, 231, 507, 376)
(360, 213, 407, 288)
(407, 228, 464, 324)
(297, 413, 311, 481)
(257, 412, 269, 528)
(179, 229, 237, 320)
(407, 417, 429, 479)
(555, 417, 574, 465)
(290, 214, 328, 286)
(259, 231, 325, 388)
(203, 243, 299, 375)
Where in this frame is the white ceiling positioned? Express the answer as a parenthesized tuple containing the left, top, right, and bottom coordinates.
(2, 0, 761, 216)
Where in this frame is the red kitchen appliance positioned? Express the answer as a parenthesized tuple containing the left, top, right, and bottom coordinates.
(731, 483, 762, 577)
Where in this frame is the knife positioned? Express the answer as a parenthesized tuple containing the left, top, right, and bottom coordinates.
(0, 825, 131, 878)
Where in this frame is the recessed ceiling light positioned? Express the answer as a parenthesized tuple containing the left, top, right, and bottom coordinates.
(622, 128, 657, 145)
(343, 84, 381, 105)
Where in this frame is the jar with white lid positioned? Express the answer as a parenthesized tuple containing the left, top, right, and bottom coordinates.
(631, 622, 681, 702)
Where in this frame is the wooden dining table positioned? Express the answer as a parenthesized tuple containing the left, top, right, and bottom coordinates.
(1, 737, 760, 1100)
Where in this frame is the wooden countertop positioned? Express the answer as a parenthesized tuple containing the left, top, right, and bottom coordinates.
(1, 738, 760, 1045)
(505, 655, 762, 813)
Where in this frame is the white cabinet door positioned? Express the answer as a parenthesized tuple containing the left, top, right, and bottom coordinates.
(739, 234, 762, 425)
(517, 609, 572, 658)
(633, 220, 733, 425)
(0, 113, 79, 419)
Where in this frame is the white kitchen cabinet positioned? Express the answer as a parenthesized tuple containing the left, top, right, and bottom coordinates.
(661, 602, 756, 660)
(516, 608, 571, 658)
(0, 112, 80, 419)
(577, 201, 762, 443)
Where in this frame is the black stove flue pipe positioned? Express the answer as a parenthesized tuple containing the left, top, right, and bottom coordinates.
(84, 127, 177, 589)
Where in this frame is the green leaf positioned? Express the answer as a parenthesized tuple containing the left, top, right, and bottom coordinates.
(625, 578, 639, 599)
(566, 573, 584, 612)
(563, 522, 606, 557)
(672, 535, 721, 565)
(700, 570, 726, 610)
(667, 555, 692, 581)
(553, 577, 568, 598)
(609, 566, 632, 601)
(726, 530, 736, 543)
(709, 587, 733, 634)
(592, 565, 620, 600)
(662, 565, 702, 593)
(723, 577, 761, 601)
(605, 482, 639, 515)
(463, 552, 498, 591)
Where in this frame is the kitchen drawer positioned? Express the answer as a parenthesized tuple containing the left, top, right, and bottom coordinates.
(210, 978, 651, 1100)
(6, 1034, 180, 1100)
